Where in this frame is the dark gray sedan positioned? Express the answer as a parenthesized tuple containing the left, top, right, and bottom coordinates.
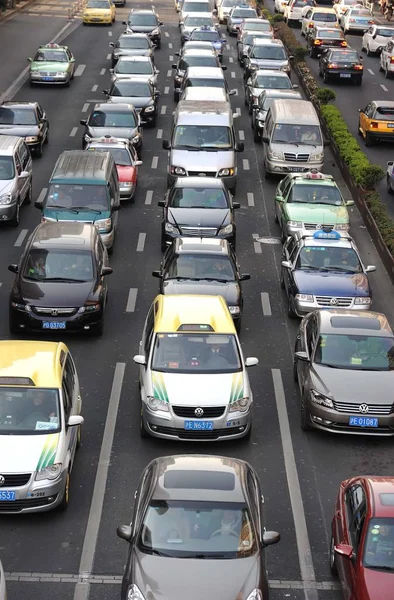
(80, 103, 142, 156)
(109, 33, 155, 67)
(0, 101, 49, 157)
(117, 455, 280, 600)
(104, 79, 160, 126)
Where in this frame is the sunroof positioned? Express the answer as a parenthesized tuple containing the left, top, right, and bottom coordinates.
(380, 494, 394, 506)
(164, 470, 235, 491)
(330, 316, 381, 330)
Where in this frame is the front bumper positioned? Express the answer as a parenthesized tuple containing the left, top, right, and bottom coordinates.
(30, 73, 69, 84)
(265, 157, 324, 175)
(0, 202, 17, 221)
(83, 14, 112, 23)
(293, 297, 371, 317)
(0, 470, 67, 514)
(10, 303, 105, 334)
(148, 32, 161, 45)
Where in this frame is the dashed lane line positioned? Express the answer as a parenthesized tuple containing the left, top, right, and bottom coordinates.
(74, 64, 86, 77)
(91, 85, 98, 92)
(145, 190, 153, 205)
(108, 30, 112, 36)
(70, 127, 78, 137)
(100, 68, 106, 75)
(106, 54, 111, 60)
(164, 86, 169, 94)
(253, 233, 262, 254)
(82, 103, 89, 113)
(167, 69, 172, 77)
(243, 159, 250, 170)
(136, 233, 146, 252)
(235, 107, 241, 115)
(367, 68, 374, 75)
(231, 71, 236, 78)
(247, 192, 254, 207)
(260, 292, 272, 316)
(169, 55, 173, 61)
(168, 42, 173, 48)
(126, 288, 138, 312)
(164, 31, 170, 36)
(239, 130, 245, 141)
(157, 129, 163, 139)
(160, 105, 167, 115)
(14, 229, 28, 247)
(151, 156, 159, 169)
(381, 84, 388, 92)
(229, 56, 233, 63)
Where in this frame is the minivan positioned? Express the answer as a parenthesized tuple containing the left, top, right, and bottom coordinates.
(35, 150, 120, 251)
(0, 135, 32, 227)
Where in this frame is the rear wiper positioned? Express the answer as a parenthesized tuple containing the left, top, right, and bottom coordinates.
(71, 206, 102, 214)
(46, 205, 78, 213)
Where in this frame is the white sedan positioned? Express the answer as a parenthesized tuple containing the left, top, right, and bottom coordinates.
(274, 0, 289, 14)
(362, 24, 394, 55)
(333, 0, 362, 17)
(340, 7, 375, 33)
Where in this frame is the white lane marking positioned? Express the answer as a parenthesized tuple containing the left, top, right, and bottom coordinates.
(367, 68, 374, 75)
(260, 292, 272, 316)
(108, 30, 112, 36)
(37, 187, 47, 206)
(226, 44, 230, 50)
(74, 64, 86, 77)
(253, 233, 261, 254)
(91, 84, 98, 92)
(100, 68, 106, 75)
(151, 156, 159, 169)
(106, 54, 111, 60)
(14, 229, 28, 247)
(145, 190, 153, 205)
(231, 71, 236, 78)
(167, 69, 172, 77)
(70, 127, 78, 137)
(164, 31, 170, 37)
(169, 43, 173, 48)
(161, 105, 167, 115)
(126, 288, 138, 312)
(164, 86, 169, 94)
(82, 103, 89, 113)
(157, 129, 163, 139)
(234, 89, 239, 95)
(235, 107, 241, 115)
(381, 84, 389, 92)
(229, 56, 233, 63)
(72, 363, 126, 600)
(136, 233, 146, 252)
(243, 159, 250, 170)
(239, 130, 245, 141)
(247, 192, 254, 207)
(169, 55, 173, 61)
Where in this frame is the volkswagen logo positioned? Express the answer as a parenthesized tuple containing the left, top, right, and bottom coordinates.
(51, 309, 58, 316)
(0, 475, 5, 486)
(316, 224, 322, 230)
(359, 404, 369, 414)
(194, 407, 204, 417)
(330, 298, 338, 306)
(198, 173, 206, 177)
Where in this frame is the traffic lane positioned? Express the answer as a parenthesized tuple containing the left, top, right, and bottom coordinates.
(6, 581, 75, 600)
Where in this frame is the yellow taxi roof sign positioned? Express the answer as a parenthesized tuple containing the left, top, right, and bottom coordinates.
(0, 341, 69, 388)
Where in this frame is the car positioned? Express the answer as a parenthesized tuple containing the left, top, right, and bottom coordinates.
(85, 136, 142, 201)
(251, 88, 302, 142)
(123, 9, 163, 47)
(318, 48, 364, 85)
(180, 39, 221, 56)
(153, 238, 250, 330)
(82, 0, 116, 25)
(180, 86, 229, 101)
(379, 38, 394, 79)
(134, 294, 259, 440)
(237, 18, 272, 39)
(159, 177, 239, 250)
(340, 7, 375, 32)
(172, 49, 223, 101)
(243, 39, 291, 81)
(244, 69, 295, 114)
(0, 102, 49, 157)
(274, 0, 289, 14)
(27, 43, 75, 86)
(109, 55, 159, 87)
(281, 228, 375, 318)
(284, 0, 315, 26)
(333, 0, 362, 17)
(117, 455, 280, 598)
(331, 476, 394, 598)
(227, 4, 258, 35)
(237, 30, 274, 66)
(387, 160, 394, 194)
(362, 25, 394, 56)
(217, 0, 240, 23)
(274, 171, 353, 239)
(0, 136, 32, 227)
(81, 103, 142, 156)
(104, 79, 160, 127)
(109, 33, 155, 68)
(180, 0, 212, 22)
(9, 222, 113, 335)
(188, 26, 227, 61)
(306, 26, 347, 58)
(294, 309, 394, 433)
(180, 13, 216, 44)
(177, 65, 236, 100)
(358, 101, 394, 146)
(301, 7, 338, 37)
(0, 557, 6, 600)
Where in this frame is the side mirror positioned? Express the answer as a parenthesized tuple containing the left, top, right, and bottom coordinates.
(233, 113, 240, 119)
(236, 142, 244, 152)
(152, 270, 162, 278)
(213, 8, 217, 13)
(134, 160, 143, 166)
(67, 415, 84, 427)
(222, 65, 227, 70)
(222, 36, 227, 42)
(103, 89, 109, 95)
(179, 20, 184, 25)
(109, 42, 115, 47)
(365, 265, 376, 273)
(281, 260, 291, 269)
(245, 357, 259, 367)
(261, 136, 269, 143)
(262, 531, 280, 546)
(154, 91, 161, 97)
(175, 51, 180, 56)
(252, 102, 258, 109)
(387, 161, 394, 166)
(122, 20, 127, 24)
(8, 264, 18, 274)
(289, 55, 294, 60)
(155, 69, 160, 74)
(276, 195, 284, 203)
(109, 68, 114, 73)
(295, 350, 309, 362)
(345, 199, 354, 206)
(246, 78, 252, 85)
(34, 200, 43, 209)
(19, 171, 29, 178)
(233, 202, 241, 209)
(335, 544, 354, 559)
(27, 57, 33, 62)
(117, 524, 133, 542)
(229, 89, 236, 96)
(162, 139, 170, 150)
(158, 200, 166, 207)
(80, 119, 87, 126)
(292, 84, 299, 89)
(159, 21, 163, 25)
(101, 266, 113, 276)
(240, 273, 251, 281)
(133, 354, 147, 366)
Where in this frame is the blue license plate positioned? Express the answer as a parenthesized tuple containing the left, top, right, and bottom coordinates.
(42, 321, 66, 330)
(340, 74, 351, 78)
(184, 420, 214, 430)
(42, 77, 54, 81)
(349, 416, 378, 428)
(0, 490, 16, 501)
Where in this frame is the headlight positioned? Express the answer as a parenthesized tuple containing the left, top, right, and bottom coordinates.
(0, 193, 13, 205)
(229, 397, 250, 413)
(310, 390, 334, 409)
(131, 135, 141, 145)
(287, 220, 302, 228)
(25, 136, 39, 143)
(146, 395, 169, 412)
(295, 293, 314, 303)
(268, 149, 283, 160)
(56, 72, 67, 77)
(171, 166, 186, 175)
(310, 152, 324, 161)
(11, 301, 31, 312)
(218, 167, 234, 177)
(79, 303, 101, 313)
(228, 305, 240, 315)
(246, 590, 263, 600)
(220, 223, 233, 235)
(95, 218, 112, 233)
(281, 65, 290, 72)
(144, 105, 155, 113)
(175, 75, 182, 82)
(35, 463, 62, 481)
(151, 27, 160, 35)
(335, 223, 349, 231)
(355, 297, 372, 305)
(165, 222, 177, 233)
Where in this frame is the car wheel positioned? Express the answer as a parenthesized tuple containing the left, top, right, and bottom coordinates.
(140, 407, 148, 438)
(365, 132, 373, 147)
(173, 90, 179, 102)
(25, 183, 32, 205)
(58, 470, 71, 511)
(309, 46, 315, 58)
(379, 61, 384, 72)
(318, 65, 323, 77)
(274, 209, 279, 223)
(9, 316, 18, 335)
(323, 70, 330, 83)
(253, 128, 260, 143)
(243, 423, 252, 440)
(248, 100, 252, 115)
(330, 535, 338, 576)
(161, 235, 167, 252)
(235, 318, 241, 334)
(230, 182, 236, 195)
(300, 394, 311, 431)
(357, 119, 363, 136)
(93, 319, 104, 336)
(355, 76, 362, 86)
(244, 93, 248, 106)
(35, 140, 43, 158)
(293, 359, 298, 382)
(366, 44, 372, 56)
(10, 200, 20, 228)
(387, 176, 394, 194)
(44, 129, 49, 144)
(287, 294, 297, 319)
(385, 65, 392, 79)
(279, 268, 285, 289)
(264, 161, 271, 179)
(64, 77, 70, 87)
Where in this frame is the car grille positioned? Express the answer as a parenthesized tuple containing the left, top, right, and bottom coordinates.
(0, 495, 58, 513)
(332, 401, 394, 415)
(284, 153, 310, 162)
(315, 296, 352, 307)
(0, 473, 31, 487)
(38, 71, 54, 77)
(187, 171, 217, 177)
(304, 223, 337, 230)
(180, 226, 218, 236)
(31, 307, 78, 316)
(172, 406, 226, 418)
(149, 424, 245, 439)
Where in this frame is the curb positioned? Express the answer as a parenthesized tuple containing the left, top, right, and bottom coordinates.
(0, 0, 38, 23)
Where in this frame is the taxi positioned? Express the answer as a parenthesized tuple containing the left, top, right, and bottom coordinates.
(280, 229, 376, 318)
(133, 295, 258, 441)
(28, 43, 75, 86)
(358, 101, 394, 147)
(0, 341, 83, 513)
(188, 25, 227, 61)
(82, 0, 116, 25)
(274, 170, 354, 240)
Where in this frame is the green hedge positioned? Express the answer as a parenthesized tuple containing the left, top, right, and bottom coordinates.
(364, 192, 394, 255)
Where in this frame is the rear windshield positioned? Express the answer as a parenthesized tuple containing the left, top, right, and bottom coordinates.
(244, 21, 271, 31)
(186, 77, 225, 88)
(376, 27, 394, 36)
(252, 45, 287, 59)
(180, 56, 218, 68)
(185, 15, 214, 25)
(330, 50, 359, 61)
(349, 9, 371, 15)
(313, 12, 337, 21)
(374, 108, 394, 121)
(292, 0, 314, 6)
(318, 29, 343, 38)
(183, 2, 211, 10)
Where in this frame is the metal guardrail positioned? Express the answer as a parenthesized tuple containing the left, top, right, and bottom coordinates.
(362, 0, 375, 14)
(68, 0, 84, 19)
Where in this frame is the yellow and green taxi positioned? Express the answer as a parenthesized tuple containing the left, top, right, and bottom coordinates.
(83, 0, 116, 25)
(358, 101, 394, 147)
(0, 341, 83, 514)
(134, 294, 258, 441)
(274, 170, 354, 240)
(28, 43, 75, 86)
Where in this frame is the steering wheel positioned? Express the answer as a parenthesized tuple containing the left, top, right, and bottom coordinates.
(210, 528, 239, 539)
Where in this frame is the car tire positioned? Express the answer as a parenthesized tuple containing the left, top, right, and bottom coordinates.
(10, 200, 20, 228)
(173, 90, 179, 102)
(387, 176, 394, 194)
(58, 470, 71, 511)
(76, 424, 82, 450)
(25, 183, 32, 205)
(264, 161, 271, 179)
(293, 359, 298, 382)
(300, 394, 311, 431)
(93, 319, 104, 336)
(355, 76, 362, 86)
(323, 70, 330, 83)
(366, 44, 372, 56)
(364, 132, 373, 147)
(253, 128, 260, 143)
(161, 236, 167, 252)
(274, 209, 279, 223)
(309, 46, 315, 58)
(230, 183, 236, 195)
(235, 318, 241, 334)
(64, 78, 70, 88)
(140, 407, 149, 438)
(280, 268, 285, 289)
(44, 129, 49, 144)
(385, 65, 392, 79)
(35, 140, 43, 158)
(330, 535, 338, 576)
(318, 65, 323, 77)
(9, 316, 18, 335)
(287, 294, 297, 319)
(379, 61, 383, 72)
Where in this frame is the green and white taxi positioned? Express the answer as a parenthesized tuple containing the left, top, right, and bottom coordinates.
(274, 170, 354, 240)
(0, 341, 83, 513)
(134, 294, 258, 441)
(28, 43, 76, 86)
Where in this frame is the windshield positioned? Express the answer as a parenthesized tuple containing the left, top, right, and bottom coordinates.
(183, 2, 211, 10)
(288, 183, 342, 204)
(115, 60, 153, 74)
(222, 0, 239, 6)
(88, 109, 136, 127)
(272, 124, 322, 145)
(173, 125, 232, 149)
(46, 183, 110, 211)
(109, 81, 151, 96)
(314, 334, 394, 370)
(118, 37, 149, 48)
(185, 15, 214, 25)
(88, 146, 133, 165)
(0, 388, 61, 434)
(252, 45, 286, 59)
(166, 254, 235, 280)
(190, 31, 221, 41)
(232, 8, 256, 17)
(245, 21, 271, 30)
(151, 333, 242, 373)
(170, 186, 229, 208)
(23, 248, 94, 282)
(0, 156, 15, 180)
(296, 247, 362, 273)
(33, 49, 68, 62)
(127, 14, 158, 25)
(255, 74, 291, 88)
(87, 0, 110, 7)
(139, 500, 256, 559)
(181, 56, 218, 68)
(364, 519, 394, 570)
(330, 50, 359, 61)
(293, 0, 314, 6)
(186, 77, 225, 88)
(0, 107, 37, 126)
(314, 12, 337, 21)
(349, 8, 371, 15)
(374, 108, 394, 121)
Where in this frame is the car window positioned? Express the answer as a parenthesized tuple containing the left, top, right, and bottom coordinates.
(23, 249, 94, 282)
(88, 146, 133, 166)
(0, 388, 60, 433)
(345, 485, 366, 551)
(296, 246, 362, 273)
(166, 254, 236, 281)
(142, 304, 155, 357)
(314, 12, 337, 21)
(330, 50, 359, 61)
(314, 334, 394, 370)
(190, 30, 220, 41)
(173, 125, 231, 149)
(255, 74, 291, 88)
(0, 156, 15, 180)
(305, 316, 317, 356)
(364, 518, 394, 569)
(288, 184, 342, 205)
(34, 49, 69, 62)
(169, 186, 229, 208)
(252, 45, 286, 60)
(0, 107, 38, 126)
(46, 183, 110, 211)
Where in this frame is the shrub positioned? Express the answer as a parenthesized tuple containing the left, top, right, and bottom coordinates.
(364, 192, 394, 255)
(315, 88, 336, 105)
(272, 13, 284, 22)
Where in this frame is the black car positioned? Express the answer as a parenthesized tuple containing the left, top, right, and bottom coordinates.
(8, 222, 112, 336)
(80, 103, 142, 156)
(103, 79, 160, 127)
(306, 26, 347, 58)
(0, 101, 49, 157)
(117, 455, 280, 600)
(318, 48, 364, 85)
(109, 33, 155, 67)
(123, 9, 163, 47)
(159, 177, 239, 251)
(153, 237, 250, 331)
(172, 50, 224, 101)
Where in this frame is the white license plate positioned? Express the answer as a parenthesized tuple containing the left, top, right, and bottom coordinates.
(340, 74, 351, 78)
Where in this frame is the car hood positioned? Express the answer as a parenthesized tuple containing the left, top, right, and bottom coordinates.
(162, 279, 240, 304)
(250, 58, 288, 69)
(0, 179, 15, 195)
(0, 124, 39, 136)
(311, 365, 394, 402)
(285, 203, 349, 224)
(126, 25, 156, 33)
(0, 432, 60, 472)
(117, 165, 137, 182)
(87, 125, 139, 139)
(168, 207, 230, 227)
(132, 551, 260, 600)
(172, 149, 234, 171)
(19, 279, 94, 307)
(293, 271, 370, 297)
(357, 567, 394, 600)
(108, 95, 153, 109)
(30, 61, 69, 72)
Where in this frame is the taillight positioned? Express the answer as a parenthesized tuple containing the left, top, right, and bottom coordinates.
(327, 62, 338, 68)
(354, 64, 363, 70)
(390, 56, 394, 64)
(349, 18, 355, 22)
(308, 22, 313, 27)
(340, 41, 347, 46)
(314, 39, 322, 45)
(368, 19, 375, 23)
(370, 121, 378, 129)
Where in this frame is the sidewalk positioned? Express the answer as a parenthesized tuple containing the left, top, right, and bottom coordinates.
(0, 0, 37, 22)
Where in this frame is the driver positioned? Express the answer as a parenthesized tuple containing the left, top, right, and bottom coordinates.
(19, 391, 56, 428)
(301, 127, 318, 143)
(204, 260, 232, 279)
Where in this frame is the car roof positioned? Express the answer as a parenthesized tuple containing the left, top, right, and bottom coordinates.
(371, 100, 394, 109)
(182, 87, 227, 100)
(31, 222, 96, 250)
(186, 66, 224, 77)
(173, 176, 226, 188)
(255, 69, 290, 76)
(175, 237, 231, 255)
(118, 32, 150, 38)
(129, 8, 157, 13)
(364, 477, 394, 518)
(150, 455, 248, 503)
(93, 102, 136, 112)
(261, 89, 301, 98)
(0, 341, 69, 389)
(243, 18, 270, 23)
(185, 11, 213, 17)
(311, 6, 336, 12)
(316, 310, 394, 337)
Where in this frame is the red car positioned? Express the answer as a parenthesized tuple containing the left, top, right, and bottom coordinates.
(331, 476, 394, 598)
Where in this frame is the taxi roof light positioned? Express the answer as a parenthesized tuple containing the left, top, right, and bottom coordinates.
(293, 170, 334, 181)
(312, 229, 342, 240)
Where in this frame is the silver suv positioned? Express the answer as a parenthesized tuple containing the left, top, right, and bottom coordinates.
(0, 136, 32, 227)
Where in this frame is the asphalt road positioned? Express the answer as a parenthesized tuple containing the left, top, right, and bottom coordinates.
(1, 2, 394, 600)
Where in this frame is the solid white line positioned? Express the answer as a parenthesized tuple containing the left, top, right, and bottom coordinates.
(235, 107, 241, 115)
(151, 156, 158, 169)
(14, 229, 28, 247)
(243, 159, 250, 170)
(381, 84, 389, 92)
(229, 56, 233, 63)
(164, 86, 169, 94)
(169, 55, 173, 61)
(231, 71, 236, 78)
(157, 129, 163, 139)
(82, 103, 89, 113)
(136, 233, 146, 252)
(91, 85, 98, 92)
(247, 192, 254, 207)
(239, 130, 245, 141)
(169, 43, 173, 48)
(70, 127, 78, 137)
(73, 363, 126, 600)
(100, 68, 106, 75)
(126, 288, 138, 312)
(164, 31, 170, 37)
(167, 69, 172, 77)
(74, 64, 86, 77)
(367, 68, 374, 75)
(161, 105, 167, 115)
(145, 190, 153, 205)
(260, 292, 272, 316)
(37, 187, 47, 205)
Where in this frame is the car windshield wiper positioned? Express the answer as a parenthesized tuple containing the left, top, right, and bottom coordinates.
(189, 553, 227, 559)
(46, 205, 79, 213)
(321, 266, 358, 273)
(71, 206, 103, 214)
(319, 363, 347, 369)
(42, 277, 88, 283)
(299, 265, 328, 271)
(366, 565, 394, 572)
(174, 144, 200, 150)
(192, 277, 232, 283)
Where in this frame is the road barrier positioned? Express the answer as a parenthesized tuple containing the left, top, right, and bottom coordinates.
(68, 0, 83, 20)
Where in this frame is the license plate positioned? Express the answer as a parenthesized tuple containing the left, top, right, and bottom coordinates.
(184, 420, 214, 430)
(340, 74, 351, 78)
(349, 416, 378, 428)
(387, 123, 394, 128)
(42, 77, 54, 81)
(0, 490, 16, 501)
(42, 321, 66, 330)
(288, 167, 304, 172)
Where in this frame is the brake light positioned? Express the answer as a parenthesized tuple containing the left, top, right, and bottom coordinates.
(390, 56, 394, 63)
(368, 19, 375, 23)
(314, 39, 322, 45)
(354, 64, 363, 70)
(308, 22, 313, 27)
(370, 121, 378, 129)
(349, 18, 355, 22)
(340, 41, 347, 46)
(327, 62, 338, 68)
